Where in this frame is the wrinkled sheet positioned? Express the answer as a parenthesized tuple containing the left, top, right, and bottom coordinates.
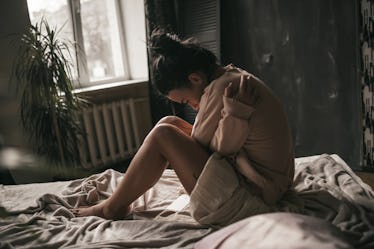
(0, 169, 211, 248)
(293, 154, 374, 249)
(196, 154, 374, 249)
(195, 213, 355, 249)
(0, 154, 374, 249)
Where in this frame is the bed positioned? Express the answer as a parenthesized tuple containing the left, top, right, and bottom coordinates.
(0, 154, 373, 249)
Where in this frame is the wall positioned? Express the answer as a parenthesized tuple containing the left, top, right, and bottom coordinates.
(221, 0, 361, 168)
(0, 0, 30, 148)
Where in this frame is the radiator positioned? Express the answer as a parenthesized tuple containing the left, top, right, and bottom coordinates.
(78, 97, 150, 169)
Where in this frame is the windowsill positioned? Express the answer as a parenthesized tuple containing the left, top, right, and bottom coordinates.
(73, 78, 148, 94)
(73, 78, 150, 104)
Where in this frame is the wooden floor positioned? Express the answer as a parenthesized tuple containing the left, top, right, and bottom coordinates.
(355, 172, 374, 189)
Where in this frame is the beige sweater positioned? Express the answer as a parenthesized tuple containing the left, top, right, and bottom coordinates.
(191, 65, 294, 205)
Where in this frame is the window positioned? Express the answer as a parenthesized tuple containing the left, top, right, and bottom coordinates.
(27, 0, 148, 87)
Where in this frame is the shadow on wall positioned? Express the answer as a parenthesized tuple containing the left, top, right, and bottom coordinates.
(221, 0, 361, 169)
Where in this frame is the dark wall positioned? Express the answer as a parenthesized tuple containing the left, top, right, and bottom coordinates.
(0, 0, 30, 148)
(221, 0, 361, 168)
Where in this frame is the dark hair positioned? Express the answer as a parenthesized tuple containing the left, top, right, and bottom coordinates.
(149, 29, 217, 95)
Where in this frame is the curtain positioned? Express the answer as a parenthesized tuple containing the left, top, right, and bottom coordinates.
(144, 0, 182, 124)
(361, 0, 374, 170)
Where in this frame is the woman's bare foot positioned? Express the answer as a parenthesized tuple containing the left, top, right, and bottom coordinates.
(71, 201, 131, 220)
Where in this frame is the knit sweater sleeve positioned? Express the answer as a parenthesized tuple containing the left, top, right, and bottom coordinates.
(210, 96, 255, 155)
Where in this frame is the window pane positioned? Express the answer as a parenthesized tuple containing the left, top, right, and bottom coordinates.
(26, 0, 78, 79)
(80, 0, 126, 82)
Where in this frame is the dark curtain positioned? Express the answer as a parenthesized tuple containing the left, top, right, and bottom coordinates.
(361, 0, 374, 170)
(144, 0, 183, 124)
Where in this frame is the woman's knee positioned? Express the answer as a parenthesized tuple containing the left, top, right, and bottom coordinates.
(156, 116, 181, 126)
(147, 123, 180, 144)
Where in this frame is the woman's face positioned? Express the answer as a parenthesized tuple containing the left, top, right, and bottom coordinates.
(166, 72, 208, 110)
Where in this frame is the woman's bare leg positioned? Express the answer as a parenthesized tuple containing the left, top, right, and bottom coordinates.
(157, 115, 193, 136)
(72, 121, 209, 219)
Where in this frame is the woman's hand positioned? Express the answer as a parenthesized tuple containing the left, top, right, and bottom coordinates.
(224, 75, 259, 106)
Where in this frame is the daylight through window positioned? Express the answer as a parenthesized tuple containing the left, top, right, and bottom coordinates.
(27, 0, 131, 86)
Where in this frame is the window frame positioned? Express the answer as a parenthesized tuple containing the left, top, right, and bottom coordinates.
(66, 0, 130, 87)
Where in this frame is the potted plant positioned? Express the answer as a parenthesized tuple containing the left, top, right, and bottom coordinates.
(11, 19, 86, 167)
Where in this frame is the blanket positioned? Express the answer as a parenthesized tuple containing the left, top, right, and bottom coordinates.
(196, 154, 374, 249)
(0, 154, 374, 249)
(0, 169, 210, 248)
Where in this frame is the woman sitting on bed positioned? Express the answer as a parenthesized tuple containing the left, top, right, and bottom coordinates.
(73, 29, 295, 227)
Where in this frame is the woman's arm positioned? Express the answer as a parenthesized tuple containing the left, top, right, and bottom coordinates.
(210, 75, 259, 155)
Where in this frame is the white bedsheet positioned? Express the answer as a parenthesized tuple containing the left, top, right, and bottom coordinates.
(0, 154, 373, 249)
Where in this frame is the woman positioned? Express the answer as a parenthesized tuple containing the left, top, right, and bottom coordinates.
(73, 30, 294, 227)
